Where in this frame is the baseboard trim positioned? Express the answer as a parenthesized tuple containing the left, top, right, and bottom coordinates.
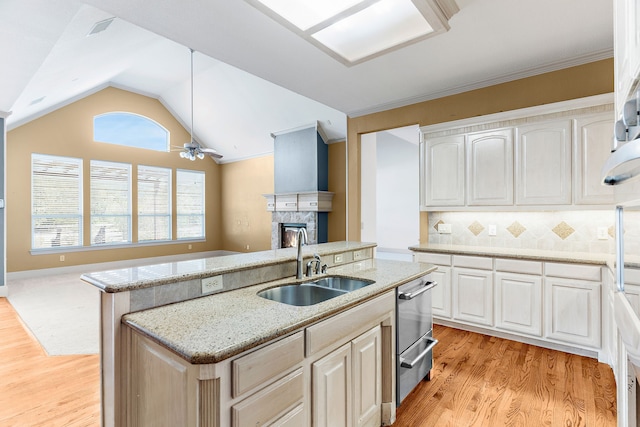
(0, 286, 7, 297)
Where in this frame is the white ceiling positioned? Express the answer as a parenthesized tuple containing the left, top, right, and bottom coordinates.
(0, 0, 613, 162)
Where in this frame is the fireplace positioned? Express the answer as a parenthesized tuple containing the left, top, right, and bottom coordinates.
(280, 223, 306, 248)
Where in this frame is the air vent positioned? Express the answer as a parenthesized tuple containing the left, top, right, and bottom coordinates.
(29, 97, 45, 106)
(87, 17, 114, 36)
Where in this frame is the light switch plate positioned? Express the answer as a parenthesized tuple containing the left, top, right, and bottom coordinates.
(488, 225, 497, 236)
(597, 227, 608, 240)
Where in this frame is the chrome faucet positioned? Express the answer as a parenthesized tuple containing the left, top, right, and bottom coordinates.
(306, 253, 322, 277)
(296, 228, 308, 279)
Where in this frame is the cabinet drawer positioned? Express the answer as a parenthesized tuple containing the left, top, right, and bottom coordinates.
(545, 262, 601, 281)
(306, 291, 394, 357)
(232, 331, 304, 397)
(231, 368, 303, 427)
(413, 252, 452, 266)
(271, 403, 304, 427)
(453, 255, 493, 270)
(495, 258, 542, 275)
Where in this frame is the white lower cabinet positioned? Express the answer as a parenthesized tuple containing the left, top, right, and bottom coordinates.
(495, 272, 542, 336)
(312, 326, 382, 427)
(544, 276, 601, 348)
(429, 266, 452, 319)
(452, 267, 493, 327)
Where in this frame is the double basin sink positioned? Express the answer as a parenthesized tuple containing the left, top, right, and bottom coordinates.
(258, 276, 375, 306)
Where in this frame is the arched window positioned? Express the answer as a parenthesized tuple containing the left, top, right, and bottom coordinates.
(93, 112, 169, 152)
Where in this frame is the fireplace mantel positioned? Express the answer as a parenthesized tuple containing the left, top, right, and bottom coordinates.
(263, 191, 334, 212)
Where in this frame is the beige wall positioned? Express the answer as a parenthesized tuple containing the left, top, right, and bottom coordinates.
(220, 155, 273, 252)
(328, 141, 347, 241)
(7, 87, 221, 272)
(346, 58, 615, 242)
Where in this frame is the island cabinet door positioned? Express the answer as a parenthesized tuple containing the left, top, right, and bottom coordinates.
(352, 326, 382, 427)
(312, 342, 353, 427)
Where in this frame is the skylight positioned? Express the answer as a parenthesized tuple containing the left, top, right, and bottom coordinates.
(248, 0, 458, 66)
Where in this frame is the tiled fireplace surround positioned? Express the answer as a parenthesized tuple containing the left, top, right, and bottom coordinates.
(428, 210, 640, 255)
(271, 211, 319, 250)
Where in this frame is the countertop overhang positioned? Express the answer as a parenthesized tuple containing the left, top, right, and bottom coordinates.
(123, 258, 436, 364)
(81, 242, 377, 293)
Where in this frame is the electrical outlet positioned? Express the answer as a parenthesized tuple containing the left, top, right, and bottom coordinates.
(334, 253, 344, 264)
(597, 227, 608, 240)
(353, 250, 363, 260)
(488, 225, 497, 236)
(59, 255, 65, 262)
(437, 223, 452, 234)
(188, 244, 192, 250)
(202, 276, 223, 294)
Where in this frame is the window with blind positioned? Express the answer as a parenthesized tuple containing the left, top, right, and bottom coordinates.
(138, 165, 171, 242)
(176, 169, 205, 239)
(31, 154, 83, 249)
(90, 160, 132, 245)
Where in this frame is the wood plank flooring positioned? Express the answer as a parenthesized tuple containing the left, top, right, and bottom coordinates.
(395, 324, 618, 427)
(0, 298, 100, 427)
(0, 299, 617, 426)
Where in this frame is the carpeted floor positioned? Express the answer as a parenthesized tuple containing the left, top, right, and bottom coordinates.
(6, 273, 100, 355)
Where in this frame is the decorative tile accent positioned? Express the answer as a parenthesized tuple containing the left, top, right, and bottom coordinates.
(507, 221, 526, 238)
(468, 221, 485, 236)
(433, 220, 444, 231)
(552, 221, 575, 240)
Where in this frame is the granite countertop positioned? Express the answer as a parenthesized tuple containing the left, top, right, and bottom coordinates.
(122, 258, 436, 364)
(409, 243, 615, 265)
(81, 241, 376, 293)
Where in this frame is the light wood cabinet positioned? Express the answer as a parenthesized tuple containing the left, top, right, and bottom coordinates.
(312, 343, 352, 427)
(495, 272, 542, 336)
(123, 291, 395, 427)
(452, 267, 493, 327)
(423, 135, 465, 207)
(312, 325, 382, 427)
(466, 129, 513, 206)
(544, 276, 601, 348)
(515, 120, 572, 205)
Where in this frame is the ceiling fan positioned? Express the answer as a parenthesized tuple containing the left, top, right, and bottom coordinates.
(174, 48, 223, 161)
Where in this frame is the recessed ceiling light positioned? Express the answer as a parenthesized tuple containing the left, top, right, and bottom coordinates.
(87, 17, 115, 37)
(247, 0, 458, 66)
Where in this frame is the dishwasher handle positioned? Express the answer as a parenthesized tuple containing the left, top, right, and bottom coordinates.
(398, 280, 437, 300)
(400, 337, 439, 369)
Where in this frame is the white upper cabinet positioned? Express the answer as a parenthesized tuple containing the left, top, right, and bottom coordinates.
(420, 95, 614, 211)
(423, 135, 465, 207)
(515, 120, 572, 205)
(574, 113, 616, 205)
(467, 129, 514, 206)
(615, 0, 640, 113)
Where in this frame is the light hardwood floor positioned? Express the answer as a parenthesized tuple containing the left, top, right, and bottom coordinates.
(0, 299, 617, 426)
(396, 324, 618, 426)
(0, 298, 100, 427)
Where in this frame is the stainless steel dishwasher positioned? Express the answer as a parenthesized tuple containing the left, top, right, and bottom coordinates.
(396, 276, 438, 405)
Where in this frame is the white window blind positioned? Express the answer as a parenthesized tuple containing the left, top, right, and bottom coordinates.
(31, 154, 83, 249)
(176, 169, 205, 239)
(90, 160, 131, 245)
(138, 165, 171, 242)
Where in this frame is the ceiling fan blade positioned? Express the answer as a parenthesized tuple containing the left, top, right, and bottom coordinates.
(199, 147, 219, 154)
(207, 152, 223, 159)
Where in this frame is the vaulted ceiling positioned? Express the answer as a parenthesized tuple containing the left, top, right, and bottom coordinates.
(0, 0, 613, 162)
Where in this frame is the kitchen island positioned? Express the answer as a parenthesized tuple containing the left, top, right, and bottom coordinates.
(82, 242, 436, 427)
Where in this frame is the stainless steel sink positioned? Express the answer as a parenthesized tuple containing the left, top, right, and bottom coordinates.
(258, 284, 347, 306)
(257, 276, 375, 306)
(309, 276, 375, 292)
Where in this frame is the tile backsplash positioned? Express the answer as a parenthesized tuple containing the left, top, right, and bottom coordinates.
(428, 210, 640, 255)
